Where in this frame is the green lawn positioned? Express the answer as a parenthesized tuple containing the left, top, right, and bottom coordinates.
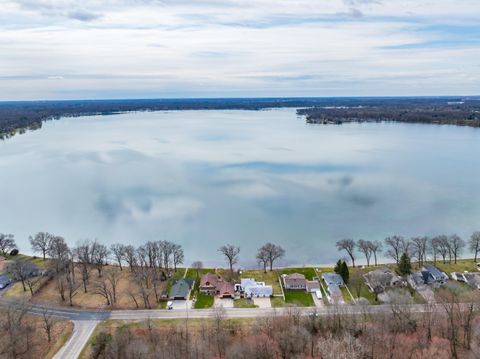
(279, 267, 317, 280)
(284, 290, 314, 306)
(340, 286, 353, 302)
(194, 293, 214, 309)
(270, 296, 286, 307)
(234, 298, 258, 308)
(429, 259, 478, 274)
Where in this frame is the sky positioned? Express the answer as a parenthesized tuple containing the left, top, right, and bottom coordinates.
(1, 0, 479, 100)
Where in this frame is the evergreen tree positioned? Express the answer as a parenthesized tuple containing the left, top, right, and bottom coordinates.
(334, 259, 350, 284)
(398, 252, 412, 275)
(341, 261, 349, 284)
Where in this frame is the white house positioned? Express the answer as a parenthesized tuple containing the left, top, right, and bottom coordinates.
(239, 278, 273, 298)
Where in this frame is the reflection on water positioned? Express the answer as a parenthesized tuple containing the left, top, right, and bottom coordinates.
(1, 108, 479, 266)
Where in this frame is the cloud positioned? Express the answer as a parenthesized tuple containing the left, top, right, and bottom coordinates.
(2, 0, 480, 99)
(68, 9, 101, 22)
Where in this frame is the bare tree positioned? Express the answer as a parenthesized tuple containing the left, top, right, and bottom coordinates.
(434, 235, 450, 264)
(74, 240, 92, 293)
(384, 236, 408, 264)
(218, 244, 240, 272)
(110, 243, 126, 270)
(0, 303, 33, 359)
(105, 269, 120, 304)
(429, 236, 441, 265)
(370, 241, 382, 266)
(357, 240, 373, 267)
(410, 236, 429, 265)
(336, 239, 356, 267)
(41, 308, 58, 343)
(47, 236, 70, 273)
(172, 244, 184, 272)
(92, 278, 113, 306)
(7, 259, 38, 293)
(123, 245, 137, 272)
(257, 243, 285, 271)
(29, 232, 53, 260)
(0, 233, 17, 256)
(91, 240, 109, 277)
(448, 234, 465, 264)
(469, 231, 480, 262)
(192, 261, 203, 278)
(256, 248, 269, 273)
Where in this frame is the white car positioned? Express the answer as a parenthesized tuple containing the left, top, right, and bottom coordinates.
(167, 300, 174, 310)
(315, 290, 322, 300)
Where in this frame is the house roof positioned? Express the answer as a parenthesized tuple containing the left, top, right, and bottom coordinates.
(200, 273, 220, 288)
(424, 265, 446, 280)
(169, 278, 193, 298)
(322, 273, 344, 286)
(218, 281, 235, 295)
(306, 280, 320, 290)
(285, 273, 306, 280)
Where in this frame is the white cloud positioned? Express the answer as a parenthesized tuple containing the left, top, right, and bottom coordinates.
(0, 0, 479, 99)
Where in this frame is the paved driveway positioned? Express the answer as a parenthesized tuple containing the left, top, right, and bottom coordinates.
(171, 300, 193, 310)
(253, 297, 271, 308)
(312, 293, 324, 308)
(214, 298, 234, 308)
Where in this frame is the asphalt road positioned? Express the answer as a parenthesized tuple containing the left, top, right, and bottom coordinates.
(53, 320, 100, 359)
(0, 297, 473, 359)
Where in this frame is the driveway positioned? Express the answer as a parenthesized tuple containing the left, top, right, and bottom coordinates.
(171, 300, 193, 310)
(214, 298, 234, 308)
(312, 293, 324, 308)
(253, 297, 271, 308)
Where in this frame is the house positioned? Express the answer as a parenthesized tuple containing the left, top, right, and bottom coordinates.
(0, 275, 11, 289)
(199, 272, 235, 298)
(306, 280, 320, 293)
(322, 273, 344, 287)
(282, 273, 307, 290)
(423, 265, 448, 283)
(322, 273, 345, 304)
(169, 278, 194, 300)
(364, 267, 405, 293)
(217, 281, 235, 298)
(452, 272, 480, 289)
(200, 273, 220, 295)
(410, 265, 448, 289)
(238, 278, 273, 298)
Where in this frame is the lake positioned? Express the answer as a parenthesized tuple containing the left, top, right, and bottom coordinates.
(1, 108, 479, 267)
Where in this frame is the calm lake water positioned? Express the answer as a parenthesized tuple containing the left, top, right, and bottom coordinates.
(1, 108, 480, 267)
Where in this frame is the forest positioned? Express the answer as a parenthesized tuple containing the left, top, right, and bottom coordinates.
(1, 97, 479, 139)
(298, 98, 480, 127)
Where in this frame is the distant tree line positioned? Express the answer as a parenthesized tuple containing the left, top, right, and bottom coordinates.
(299, 98, 480, 127)
(336, 231, 480, 267)
(2, 97, 479, 139)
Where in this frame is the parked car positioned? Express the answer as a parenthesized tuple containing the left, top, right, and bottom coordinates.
(0, 275, 12, 289)
(167, 300, 174, 310)
(315, 289, 323, 300)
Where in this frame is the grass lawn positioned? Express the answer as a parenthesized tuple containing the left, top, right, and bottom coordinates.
(340, 286, 353, 302)
(185, 267, 215, 279)
(348, 283, 377, 304)
(194, 293, 214, 309)
(240, 269, 282, 295)
(234, 298, 258, 308)
(284, 290, 314, 306)
(270, 296, 285, 307)
(279, 267, 317, 280)
(429, 259, 478, 274)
